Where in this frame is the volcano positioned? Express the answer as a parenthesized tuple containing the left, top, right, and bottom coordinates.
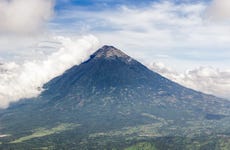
(1, 46, 230, 149)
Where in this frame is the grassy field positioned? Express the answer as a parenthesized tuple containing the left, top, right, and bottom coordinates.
(11, 123, 80, 143)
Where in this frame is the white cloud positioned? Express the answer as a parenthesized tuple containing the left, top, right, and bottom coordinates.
(0, 35, 99, 108)
(149, 62, 230, 99)
(206, 0, 230, 21)
(0, 0, 55, 55)
(0, 0, 54, 34)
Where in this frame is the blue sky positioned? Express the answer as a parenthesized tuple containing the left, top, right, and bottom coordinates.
(55, 0, 160, 8)
(55, 0, 210, 8)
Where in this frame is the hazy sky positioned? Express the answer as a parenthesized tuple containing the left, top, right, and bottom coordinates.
(1, 0, 230, 108)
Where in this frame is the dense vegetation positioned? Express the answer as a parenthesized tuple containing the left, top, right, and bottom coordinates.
(1, 133, 230, 150)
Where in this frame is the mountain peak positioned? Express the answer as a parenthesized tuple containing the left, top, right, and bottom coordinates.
(91, 45, 131, 60)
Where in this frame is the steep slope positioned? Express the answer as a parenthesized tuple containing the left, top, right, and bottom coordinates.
(0, 45, 230, 149)
(40, 45, 230, 120)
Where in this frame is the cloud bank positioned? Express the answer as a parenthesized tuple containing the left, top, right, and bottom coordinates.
(0, 0, 54, 34)
(0, 35, 99, 108)
(149, 62, 230, 99)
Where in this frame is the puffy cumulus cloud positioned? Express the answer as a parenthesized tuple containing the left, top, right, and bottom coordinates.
(0, 35, 99, 108)
(0, 0, 54, 34)
(206, 0, 230, 21)
(149, 62, 230, 99)
(148, 62, 179, 79)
